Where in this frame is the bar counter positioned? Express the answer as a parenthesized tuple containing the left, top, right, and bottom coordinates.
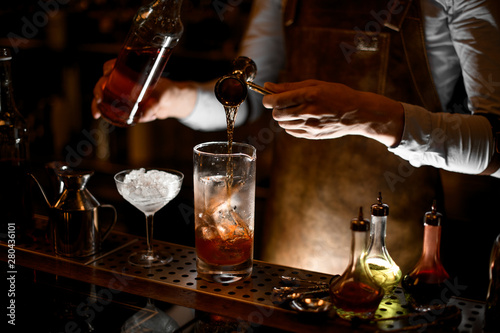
(1, 224, 487, 333)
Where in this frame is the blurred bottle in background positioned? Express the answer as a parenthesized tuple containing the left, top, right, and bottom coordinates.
(0, 47, 33, 242)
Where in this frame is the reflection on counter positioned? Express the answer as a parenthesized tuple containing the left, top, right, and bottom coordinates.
(10, 266, 194, 332)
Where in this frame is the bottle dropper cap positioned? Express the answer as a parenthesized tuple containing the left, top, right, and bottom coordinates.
(351, 207, 370, 231)
(424, 200, 443, 226)
(371, 192, 389, 216)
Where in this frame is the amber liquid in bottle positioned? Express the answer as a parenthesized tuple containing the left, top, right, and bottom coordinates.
(99, 46, 172, 127)
(97, 0, 183, 127)
(330, 208, 384, 320)
(330, 280, 384, 314)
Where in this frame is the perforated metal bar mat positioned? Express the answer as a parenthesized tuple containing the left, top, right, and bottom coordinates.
(3, 231, 486, 332)
(91, 236, 332, 306)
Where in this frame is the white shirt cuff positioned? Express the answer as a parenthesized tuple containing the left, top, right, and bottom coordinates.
(389, 103, 495, 176)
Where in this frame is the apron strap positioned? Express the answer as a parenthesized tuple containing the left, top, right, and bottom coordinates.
(283, 0, 298, 27)
(397, 0, 443, 112)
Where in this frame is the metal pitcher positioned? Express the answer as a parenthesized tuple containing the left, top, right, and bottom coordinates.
(32, 167, 117, 257)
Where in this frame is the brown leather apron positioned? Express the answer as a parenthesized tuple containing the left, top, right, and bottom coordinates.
(259, 0, 443, 275)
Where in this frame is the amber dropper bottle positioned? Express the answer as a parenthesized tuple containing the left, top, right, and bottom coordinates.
(329, 207, 384, 320)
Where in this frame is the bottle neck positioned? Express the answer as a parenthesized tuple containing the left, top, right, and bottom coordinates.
(369, 215, 387, 248)
(152, 0, 183, 17)
(351, 229, 369, 266)
(421, 224, 443, 262)
(134, 0, 184, 47)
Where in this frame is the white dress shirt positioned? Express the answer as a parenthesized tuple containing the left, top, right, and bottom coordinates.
(390, 0, 500, 177)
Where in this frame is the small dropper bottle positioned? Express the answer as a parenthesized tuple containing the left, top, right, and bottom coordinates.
(366, 192, 402, 297)
(402, 201, 450, 311)
(329, 207, 384, 320)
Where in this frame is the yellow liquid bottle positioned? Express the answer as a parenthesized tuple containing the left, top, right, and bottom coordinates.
(366, 193, 402, 297)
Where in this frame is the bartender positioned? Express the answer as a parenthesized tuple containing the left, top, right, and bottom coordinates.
(93, 0, 500, 299)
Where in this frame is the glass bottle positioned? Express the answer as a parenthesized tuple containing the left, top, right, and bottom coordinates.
(0, 47, 32, 240)
(329, 207, 384, 320)
(402, 201, 450, 311)
(366, 192, 402, 297)
(97, 0, 184, 127)
(485, 233, 500, 331)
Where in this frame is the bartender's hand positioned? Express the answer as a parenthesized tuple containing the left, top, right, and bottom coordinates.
(262, 80, 405, 148)
(91, 59, 197, 122)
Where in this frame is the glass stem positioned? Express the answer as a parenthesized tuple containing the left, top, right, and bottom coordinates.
(145, 213, 155, 258)
(146, 297, 154, 307)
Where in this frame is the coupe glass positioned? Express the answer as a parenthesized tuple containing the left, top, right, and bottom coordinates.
(114, 168, 184, 267)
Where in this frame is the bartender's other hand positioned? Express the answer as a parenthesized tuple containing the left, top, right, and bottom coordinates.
(262, 80, 404, 147)
(91, 59, 197, 123)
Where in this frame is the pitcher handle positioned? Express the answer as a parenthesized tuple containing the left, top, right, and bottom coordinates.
(100, 204, 117, 241)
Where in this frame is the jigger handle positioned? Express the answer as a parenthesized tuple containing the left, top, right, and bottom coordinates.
(247, 81, 274, 95)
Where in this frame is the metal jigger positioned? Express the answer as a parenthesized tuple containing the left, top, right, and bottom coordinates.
(214, 56, 272, 107)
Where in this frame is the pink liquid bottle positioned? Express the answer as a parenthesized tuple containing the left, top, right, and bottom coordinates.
(402, 201, 451, 311)
(97, 0, 183, 127)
